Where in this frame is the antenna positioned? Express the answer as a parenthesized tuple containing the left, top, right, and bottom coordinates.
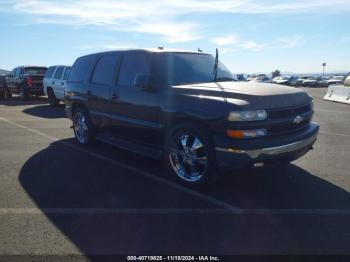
(198, 48, 203, 52)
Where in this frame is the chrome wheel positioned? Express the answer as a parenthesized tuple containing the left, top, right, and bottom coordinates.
(74, 112, 89, 144)
(169, 133, 208, 182)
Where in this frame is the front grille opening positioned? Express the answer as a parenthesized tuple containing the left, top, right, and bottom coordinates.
(268, 104, 311, 119)
(268, 119, 310, 135)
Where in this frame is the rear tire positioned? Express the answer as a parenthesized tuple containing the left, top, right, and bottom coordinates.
(72, 107, 96, 145)
(164, 123, 218, 187)
(47, 88, 59, 106)
(19, 87, 29, 100)
(4, 88, 12, 99)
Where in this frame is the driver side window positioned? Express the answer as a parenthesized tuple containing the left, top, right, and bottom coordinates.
(117, 53, 150, 87)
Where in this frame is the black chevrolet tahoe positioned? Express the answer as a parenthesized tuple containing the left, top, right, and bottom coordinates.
(65, 49, 319, 186)
(5, 66, 47, 100)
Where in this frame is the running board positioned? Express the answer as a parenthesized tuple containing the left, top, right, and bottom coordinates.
(96, 132, 162, 159)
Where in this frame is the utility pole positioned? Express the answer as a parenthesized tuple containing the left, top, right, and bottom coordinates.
(322, 63, 326, 77)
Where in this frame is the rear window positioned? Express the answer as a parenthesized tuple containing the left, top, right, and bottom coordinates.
(68, 56, 95, 83)
(24, 67, 47, 75)
(45, 67, 56, 78)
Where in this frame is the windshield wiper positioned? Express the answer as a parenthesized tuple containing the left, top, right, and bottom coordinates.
(213, 48, 218, 82)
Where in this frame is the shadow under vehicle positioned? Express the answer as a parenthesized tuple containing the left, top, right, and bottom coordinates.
(18, 138, 350, 255)
(22, 104, 66, 119)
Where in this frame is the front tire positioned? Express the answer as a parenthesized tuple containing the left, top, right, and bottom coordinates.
(164, 123, 218, 187)
(73, 107, 96, 145)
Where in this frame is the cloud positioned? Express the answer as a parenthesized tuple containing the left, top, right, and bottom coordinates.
(212, 34, 266, 52)
(211, 35, 238, 46)
(5, 0, 350, 44)
(278, 35, 304, 48)
(239, 41, 265, 51)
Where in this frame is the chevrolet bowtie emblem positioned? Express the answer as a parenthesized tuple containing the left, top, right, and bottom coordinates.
(293, 115, 303, 124)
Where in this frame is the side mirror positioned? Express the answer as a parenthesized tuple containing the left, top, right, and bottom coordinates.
(134, 74, 154, 91)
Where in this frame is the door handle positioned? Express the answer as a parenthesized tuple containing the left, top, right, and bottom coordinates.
(87, 90, 91, 95)
(61, 82, 64, 86)
(111, 93, 119, 100)
(52, 81, 55, 84)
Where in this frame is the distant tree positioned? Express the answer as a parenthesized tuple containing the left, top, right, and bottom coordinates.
(271, 69, 281, 79)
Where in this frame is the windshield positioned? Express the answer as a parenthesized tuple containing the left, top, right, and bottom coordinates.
(24, 67, 47, 75)
(152, 53, 233, 86)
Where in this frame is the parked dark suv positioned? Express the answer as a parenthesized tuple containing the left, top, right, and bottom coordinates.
(5, 66, 47, 100)
(65, 49, 319, 186)
(0, 75, 7, 99)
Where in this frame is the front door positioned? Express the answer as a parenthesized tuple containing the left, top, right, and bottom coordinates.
(109, 51, 161, 146)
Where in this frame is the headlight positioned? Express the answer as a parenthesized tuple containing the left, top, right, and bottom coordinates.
(228, 110, 267, 121)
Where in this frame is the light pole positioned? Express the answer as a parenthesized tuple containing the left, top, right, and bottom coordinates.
(322, 63, 326, 78)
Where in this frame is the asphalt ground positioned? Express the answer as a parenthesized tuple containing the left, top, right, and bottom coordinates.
(0, 87, 349, 258)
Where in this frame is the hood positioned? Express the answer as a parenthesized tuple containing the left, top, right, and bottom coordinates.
(172, 81, 311, 110)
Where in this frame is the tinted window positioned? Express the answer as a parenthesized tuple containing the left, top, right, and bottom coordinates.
(69, 55, 95, 83)
(118, 53, 150, 86)
(91, 55, 118, 85)
(63, 67, 71, 80)
(15, 68, 20, 77)
(24, 67, 47, 75)
(152, 53, 233, 86)
(45, 67, 56, 78)
(54, 67, 64, 80)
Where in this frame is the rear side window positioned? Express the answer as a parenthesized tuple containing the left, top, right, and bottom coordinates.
(91, 55, 119, 85)
(68, 56, 95, 83)
(63, 67, 71, 80)
(54, 67, 64, 80)
(117, 53, 150, 86)
(45, 67, 56, 78)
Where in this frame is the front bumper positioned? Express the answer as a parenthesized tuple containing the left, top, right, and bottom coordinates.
(215, 122, 319, 170)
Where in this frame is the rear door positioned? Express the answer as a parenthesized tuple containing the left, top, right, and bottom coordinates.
(87, 54, 121, 127)
(52, 66, 65, 99)
(43, 66, 56, 94)
(7, 69, 17, 91)
(61, 67, 71, 99)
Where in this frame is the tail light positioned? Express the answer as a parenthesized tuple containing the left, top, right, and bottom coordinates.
(27, 77, 33, 87)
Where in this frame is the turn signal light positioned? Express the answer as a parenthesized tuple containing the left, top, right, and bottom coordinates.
(227, 129, 267, 138)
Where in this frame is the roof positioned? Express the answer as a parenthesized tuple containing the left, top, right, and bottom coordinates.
(83, 48, 210, 57)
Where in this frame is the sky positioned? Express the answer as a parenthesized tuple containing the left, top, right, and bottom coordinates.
(0, 0, 349, 74)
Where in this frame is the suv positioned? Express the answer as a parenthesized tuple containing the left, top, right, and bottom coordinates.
(65, 49, 319, 186)
(43, 65, 71, 106)
(5, 66, 47, 100)
(0, 75, 7, 99)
